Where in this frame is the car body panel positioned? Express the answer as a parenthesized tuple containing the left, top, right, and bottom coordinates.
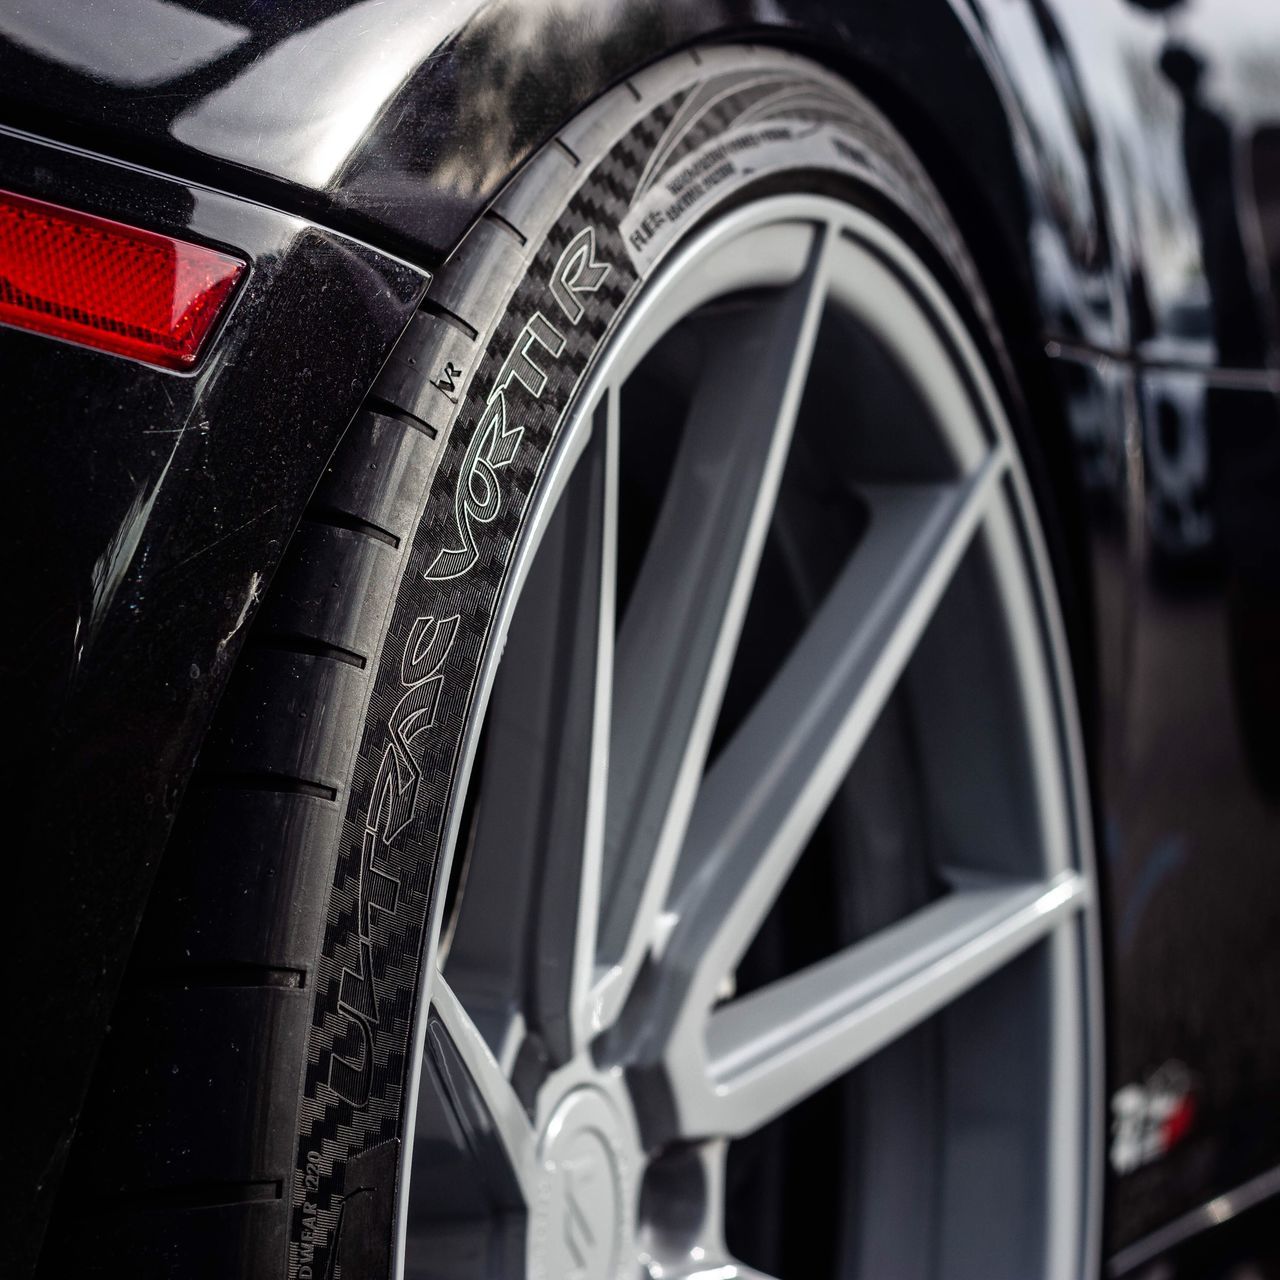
(2, 0, 1280, 1273)
(0, 125, 428, 1277)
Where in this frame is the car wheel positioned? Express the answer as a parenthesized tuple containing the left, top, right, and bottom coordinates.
(49, 44, 1103, 1280)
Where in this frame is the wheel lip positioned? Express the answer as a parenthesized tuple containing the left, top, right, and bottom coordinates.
(394, 192, 1105, 1280)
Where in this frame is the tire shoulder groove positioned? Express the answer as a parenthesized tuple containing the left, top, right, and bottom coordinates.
(254, 631, 368, 670)
(305, 505, 401, 549)
(417, 295, 479, 340)
(366, 395, 438, 439)
(193, 770, 339, 803)
(132, 963, 307, 991)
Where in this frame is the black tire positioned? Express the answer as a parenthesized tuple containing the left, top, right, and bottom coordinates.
(47, 44, 1019, 1280)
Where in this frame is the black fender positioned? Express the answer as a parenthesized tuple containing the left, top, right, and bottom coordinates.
(0, 1, 1109, 337)
(0, 128, 427, 1276)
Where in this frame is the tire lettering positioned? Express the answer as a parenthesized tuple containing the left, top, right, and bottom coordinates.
(427, 225, 612, 581)
(426, 313, 566, 580)
(328, 614, 460, 1106)
(551, 225, 611, 324)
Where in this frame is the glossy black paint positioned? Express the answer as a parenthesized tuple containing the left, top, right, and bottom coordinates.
(1001, 0, 1280, 1258)
(2, 0, 1279, 1274)
(0, 127, 427, 1275)
(0, 1, 1039, 298)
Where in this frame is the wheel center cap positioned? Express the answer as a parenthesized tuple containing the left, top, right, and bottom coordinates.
(529, 1086, 639, 1280)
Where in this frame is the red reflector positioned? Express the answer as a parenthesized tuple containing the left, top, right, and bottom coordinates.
(0, 189, 244, 370)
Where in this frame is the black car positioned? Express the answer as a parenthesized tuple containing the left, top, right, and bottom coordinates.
(5, 3, 1280, 1278)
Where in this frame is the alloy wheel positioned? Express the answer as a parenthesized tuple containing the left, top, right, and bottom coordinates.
(401, 195, 1102, 1280)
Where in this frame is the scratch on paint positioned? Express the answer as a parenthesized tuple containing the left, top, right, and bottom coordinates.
(219, 570, 262, 652)
(168, 503, 279, 576)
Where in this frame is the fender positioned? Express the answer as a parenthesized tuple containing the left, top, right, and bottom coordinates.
(0, 3, 1064, 314)
(0, 125, 428, 1276)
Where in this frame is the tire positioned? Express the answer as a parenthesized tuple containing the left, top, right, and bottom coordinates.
(46, 44, 1101, 1280)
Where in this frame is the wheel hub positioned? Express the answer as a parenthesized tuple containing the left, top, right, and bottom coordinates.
(529, 1083, 642, 1280)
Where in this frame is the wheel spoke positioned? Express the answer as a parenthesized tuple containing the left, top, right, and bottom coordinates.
(426, 976, 538, 1204)
(444, 395, 616, 1063)
(592, 223, 834, 1030)
(646, 452, 1007, 1036)
(666, 872, 1087, 1140)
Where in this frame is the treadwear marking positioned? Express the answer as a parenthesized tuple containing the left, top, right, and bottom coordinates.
(621, 119, 875, 273)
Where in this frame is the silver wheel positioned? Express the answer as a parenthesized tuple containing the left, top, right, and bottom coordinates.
(401, 195, 1102, 1280)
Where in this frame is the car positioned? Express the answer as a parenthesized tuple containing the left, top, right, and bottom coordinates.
(4, 2, 1280, 1277)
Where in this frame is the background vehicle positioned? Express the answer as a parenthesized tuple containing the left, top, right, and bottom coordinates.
(4, 2, 1280, 1277)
